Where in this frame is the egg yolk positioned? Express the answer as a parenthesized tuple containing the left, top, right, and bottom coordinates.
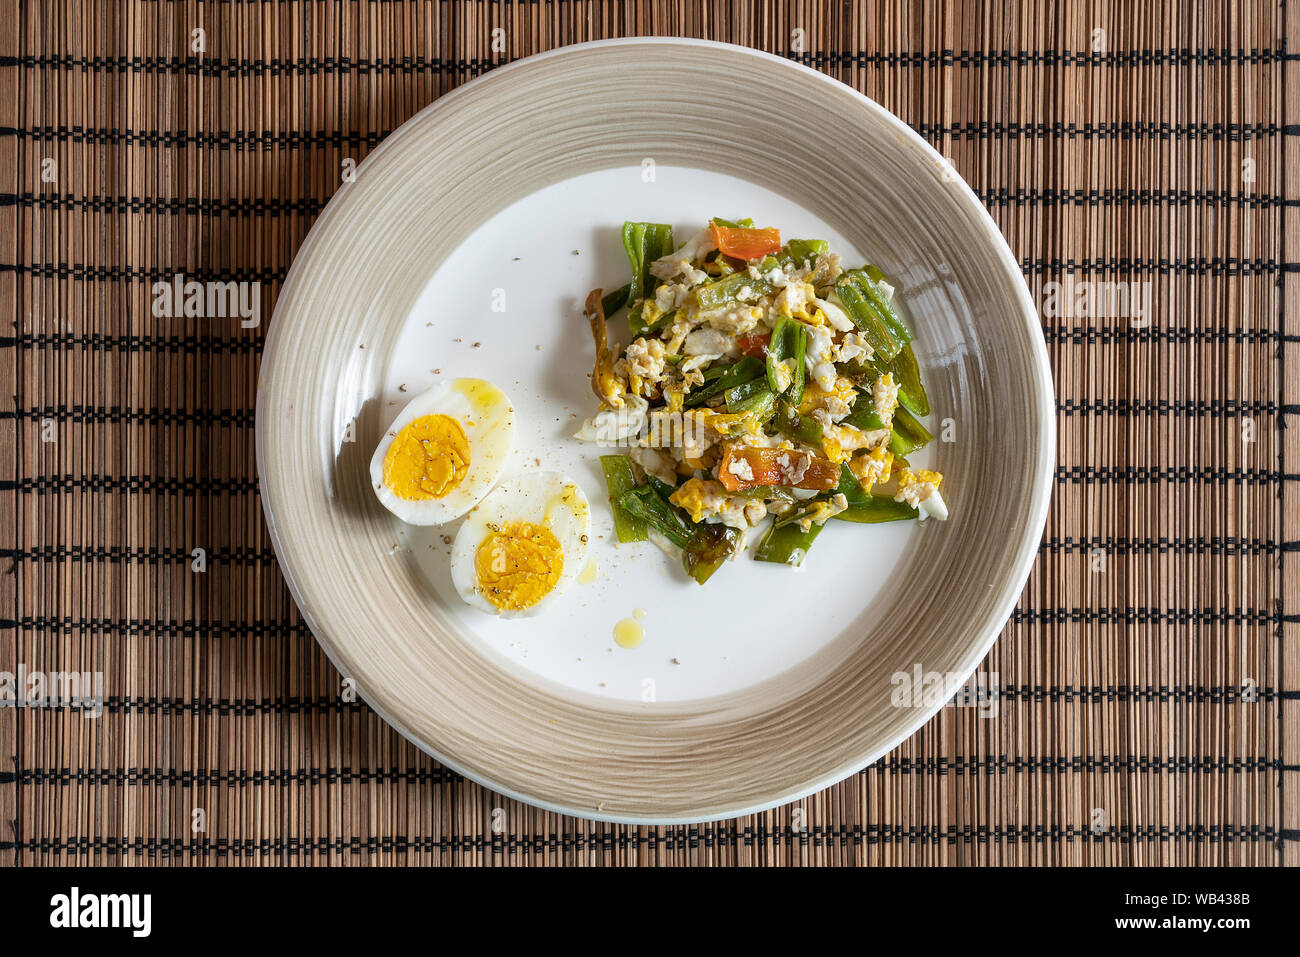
(474, 521, 563, 612)
(382, 414, 471, 500)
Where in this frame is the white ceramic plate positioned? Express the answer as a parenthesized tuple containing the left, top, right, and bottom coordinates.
(257, 38, 1054, 823)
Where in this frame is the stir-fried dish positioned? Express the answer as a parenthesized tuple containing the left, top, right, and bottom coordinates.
(577, 218, 948, 584)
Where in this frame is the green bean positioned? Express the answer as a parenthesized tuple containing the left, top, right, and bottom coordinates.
(600, 455, 648, 543)
(766, 318, 807, 405)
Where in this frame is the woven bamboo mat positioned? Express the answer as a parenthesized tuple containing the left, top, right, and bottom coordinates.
(1, 0, 1296, 866)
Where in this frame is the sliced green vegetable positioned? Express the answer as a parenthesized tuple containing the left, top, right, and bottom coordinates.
(724, 378, 775, 416)
(846, 268, 912, 345)
(694, 271, 774, 311)
(600, 455, 648, 543)
(841, 392, 885, 432)
(779, 238, 829, 268)
(683, 523, 740, 585)
(833, 499, 919, 523)
(774, 398, 823, 446)
(618, 485, 693, 549)
(833, 279, 901, 361)
(831, 462, 871, 507)
(754, 520, 825, 566)
(888, 405, 933, 456)
(711, 216, 755, 229)
(645, 473, 677, 498)
(622, 222, 674, 335)
(766, 318, 807, 405)
(685, 355, 764, 408)
(889, 343, 930, 416)
(600, 283, 630, 318)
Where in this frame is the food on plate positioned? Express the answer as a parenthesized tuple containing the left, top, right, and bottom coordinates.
(450, 470, 591, 617)
(577, 218, 947, 582)
(369, 377, 515, 526)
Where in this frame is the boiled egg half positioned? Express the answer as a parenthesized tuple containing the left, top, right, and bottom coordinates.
(450, 470, 591, 617)
(369, 378, 514, 525)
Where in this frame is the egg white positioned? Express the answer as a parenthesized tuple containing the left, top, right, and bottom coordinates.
(450, 470, 591, 618)
(369, 378, 514, 526)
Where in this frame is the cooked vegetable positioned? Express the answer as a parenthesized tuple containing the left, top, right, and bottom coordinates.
(577, 221, 950, 583)
(766, 318, 807, 405)
(710, 220, 782, 261)
(622, 222, 674, 335)
(600, 454, 648, 543)
(716, 445, 840, 493)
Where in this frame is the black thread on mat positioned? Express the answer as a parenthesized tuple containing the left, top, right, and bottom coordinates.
(1042, 326, 1281, 345)
(0, 617, 307, 638)
(1039, 537, 1280, 555)
(1, 259, 1282, 284)
(38, 685, 1272, 716)
(1, 824, 1279, 855)
(1056, 399, 1280, 416)
(1010, 608, 1280, 625)
(0, 406, 255, 427)
(7, 757, 1281, 787)
(0, 545, 277, 564)
(4, 122, 1286, 150)
(1055, 466, 1280, 485)
(6, 188, 1283, 215)
(2, 46, 1283, 76)
(0, 333, 263, 354)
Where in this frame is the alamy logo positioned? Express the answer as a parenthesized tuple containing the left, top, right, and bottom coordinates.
(49, 887, 151, 937)
(151, 272, 261, 327)
(0, 665, 104, 717)
(890, 666, 1000, 718)
(1041, 277, 1151, 325)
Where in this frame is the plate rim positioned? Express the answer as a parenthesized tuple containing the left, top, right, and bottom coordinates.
(256, 36, 1056, 824)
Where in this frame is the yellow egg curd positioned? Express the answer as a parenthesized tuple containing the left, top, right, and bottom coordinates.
(474, 521, 564, 611)
(382, 414, 471, 500)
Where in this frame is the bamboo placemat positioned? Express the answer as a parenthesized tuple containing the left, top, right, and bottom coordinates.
(1, 0, 1296, 866)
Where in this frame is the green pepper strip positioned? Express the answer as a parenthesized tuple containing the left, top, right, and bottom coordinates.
(833, 499, 920, 524)
(725, 378, 776, 418)
(754, 521, 825, 566)
(766, 318, 807, 406)
(622, 222, 674, 336)
(600, 455, 648, 543)
(888, 343, 930, 416)
(686, 356, 764, 408)
(779, 238, 829, 267)
(888, 405, 933, 456)
(694, 271, 774, 311)
(710, 216, 755, 229)
(600, 283, 630, 318)
(618, 482, 740, 584)
(833, 279, 901, 361)
(847, 269, 912, 345)
(774, 398, 823, 446)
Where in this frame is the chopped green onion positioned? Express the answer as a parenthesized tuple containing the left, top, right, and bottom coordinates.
(600, 455, 648, 543)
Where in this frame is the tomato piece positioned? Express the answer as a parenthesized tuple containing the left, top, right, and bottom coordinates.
(710, 222, 782, 261)
(735, 333, 771, 358)
(716, 446, 840, 493)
